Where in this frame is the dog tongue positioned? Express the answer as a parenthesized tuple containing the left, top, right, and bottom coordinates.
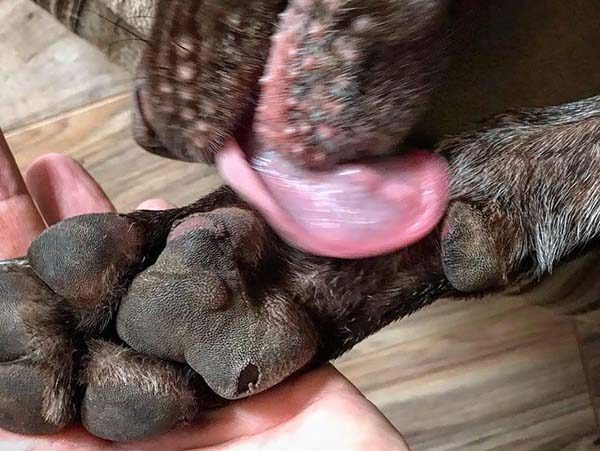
(216, 140, 448, 258)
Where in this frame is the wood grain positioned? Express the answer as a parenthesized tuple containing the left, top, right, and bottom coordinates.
(0, 0, 130, 131)
(337, 296, 598, 450)
(7, 94, 222, 211)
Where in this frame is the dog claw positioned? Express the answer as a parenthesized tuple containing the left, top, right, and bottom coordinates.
(0, 258, 31, 273)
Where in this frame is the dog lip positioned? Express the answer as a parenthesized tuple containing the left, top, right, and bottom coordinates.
(133, 84, 153, 133)
(131, 82, 166, 153)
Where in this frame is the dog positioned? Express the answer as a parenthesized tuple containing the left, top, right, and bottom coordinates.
(0, 0, 598, 441)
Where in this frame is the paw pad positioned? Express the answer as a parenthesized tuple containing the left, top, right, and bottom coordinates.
(0, 201, 317, 440)
(441, 202, 506, 292)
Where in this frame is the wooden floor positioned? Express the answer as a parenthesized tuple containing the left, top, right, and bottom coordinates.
(3, 3, 600, 450)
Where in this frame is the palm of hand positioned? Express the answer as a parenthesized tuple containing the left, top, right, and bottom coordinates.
(0, 132, 408, 451)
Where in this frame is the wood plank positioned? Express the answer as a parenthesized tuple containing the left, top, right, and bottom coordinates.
(337, 298, 598, 450)
(6, 94, 222, 211)
(515, 251, 600, 325)
(508, 250, 600, 435)
(0, 0, 131, 131)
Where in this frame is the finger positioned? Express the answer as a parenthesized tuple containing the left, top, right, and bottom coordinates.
(0, 129, 45, 258)
(24, 153, 115, 225)
(136, 198, 176, 211)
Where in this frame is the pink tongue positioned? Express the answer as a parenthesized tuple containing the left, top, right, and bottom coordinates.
(216, 140, 448, 258)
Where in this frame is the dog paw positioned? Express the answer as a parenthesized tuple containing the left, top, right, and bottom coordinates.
(0, 265, 74, 434)
(0, 189, 318, 441)
(438, 98, 600, 293)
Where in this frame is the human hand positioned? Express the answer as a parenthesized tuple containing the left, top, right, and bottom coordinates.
(0, 129, 409, 450)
